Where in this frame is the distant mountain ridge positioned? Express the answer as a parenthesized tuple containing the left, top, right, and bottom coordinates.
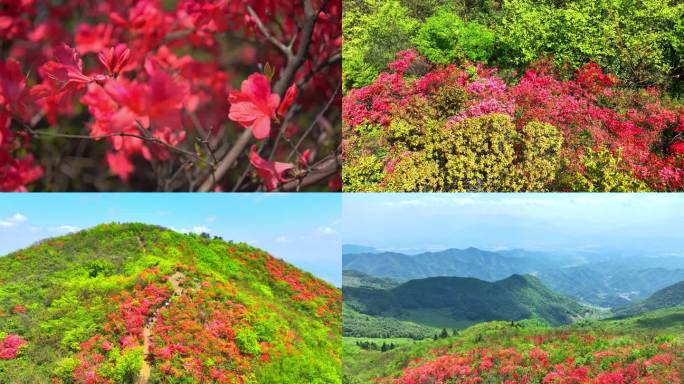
(344, 274, 594, 331)
(342, 246, 684, 308)
(342, 244, 379, 255)
(342, 247, 556, 281)
(343, 270, 399, 289)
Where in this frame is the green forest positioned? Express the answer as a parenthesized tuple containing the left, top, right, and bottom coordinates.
(0, 223, 341, 383)
(343, 0, 684, 191)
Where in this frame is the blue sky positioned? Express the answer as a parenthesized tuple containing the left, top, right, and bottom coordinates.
(343, 194, 684, 257)
(0, 193, 341, 285)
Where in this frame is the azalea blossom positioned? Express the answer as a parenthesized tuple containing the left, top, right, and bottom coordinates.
(31, 43, 102, 102)
(98, 44, 131, 77)
(0, 334, 27, 360)
(228, 73, 280, 140)
(248, 144, 293, 191)
(277, 83, 298, 117)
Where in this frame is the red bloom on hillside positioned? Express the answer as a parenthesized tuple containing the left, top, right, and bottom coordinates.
(228, 73, 280, 140)
(0, 334, 27, 360)
(11, 304, 26, 314)
(98, 44, 131, 77)
(248, 144, 293, 191)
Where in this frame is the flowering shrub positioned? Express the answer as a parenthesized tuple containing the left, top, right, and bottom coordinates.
(0, 334, 27, 360)
(0, 0, 341, 191)
(343, 50, 684, 191)
(376, 327, 684, 384)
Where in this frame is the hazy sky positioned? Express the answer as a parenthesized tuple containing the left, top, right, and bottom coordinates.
(343, 194, 684, 257)
(0, 193, 341, 285)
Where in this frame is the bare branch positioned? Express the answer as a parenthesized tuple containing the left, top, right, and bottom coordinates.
(277, 152, 341, 192)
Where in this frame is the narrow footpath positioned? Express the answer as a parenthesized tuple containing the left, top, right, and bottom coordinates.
(138, 272, 185, 384)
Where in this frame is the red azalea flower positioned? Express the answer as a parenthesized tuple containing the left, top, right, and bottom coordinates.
(0, 59, 33, 121)
(228, 73, 280, 140)
(31, 43, 99, 101)
(98, 44, 131, 77)
(277, 83, 298, 117)
(298, 149, 312, 167)
(248, 144, 293, 191)
(75, 23, 113, 54)
(672, 141, 684, 155)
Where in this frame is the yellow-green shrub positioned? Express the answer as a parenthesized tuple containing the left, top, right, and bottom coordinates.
(561, 148, 651, 192)
(382, 152, 443, 191)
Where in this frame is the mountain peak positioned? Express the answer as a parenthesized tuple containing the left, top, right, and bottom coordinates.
(0, 223, 341, 383)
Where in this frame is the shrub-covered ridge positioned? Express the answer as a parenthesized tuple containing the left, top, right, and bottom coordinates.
(0, 223, 341, 383)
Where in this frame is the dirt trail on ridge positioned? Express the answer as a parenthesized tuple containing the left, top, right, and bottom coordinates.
(138, 272, 185, 384)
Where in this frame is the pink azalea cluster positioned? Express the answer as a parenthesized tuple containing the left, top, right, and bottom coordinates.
(0, 334, 27, 360)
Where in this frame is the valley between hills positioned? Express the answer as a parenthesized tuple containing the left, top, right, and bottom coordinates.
(342, 245, 684, 383)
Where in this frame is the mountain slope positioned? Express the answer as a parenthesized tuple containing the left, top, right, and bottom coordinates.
(344, 274, 592, 332)
(343, 307, 684, 384)
(613, 280, 684, 317)
(0, 223, 341, 383)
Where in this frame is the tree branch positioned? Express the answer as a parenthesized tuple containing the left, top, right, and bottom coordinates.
(277, 152, 341, 192)
(196, 0, 324, 192)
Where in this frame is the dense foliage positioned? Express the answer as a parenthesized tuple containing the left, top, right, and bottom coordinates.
(343, 309, 684, 384)
(0, 223, 341, 383)
(343, 0, 684, 93)
(343, 50, 684, 191)
(1, 0, 341, 191)
(343, 304, 438, 340)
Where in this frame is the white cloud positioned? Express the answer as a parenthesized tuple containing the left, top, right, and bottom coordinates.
(206, 216, 217, 223)
(275, 235, 290, 243)
(0, 213, 28, 228)
(315, 226, 338, 236)
(9, 213, 27, 222)
(190, 226, 210, 234)
(173, 226, 211, 234)
(50, 225, 80, 233)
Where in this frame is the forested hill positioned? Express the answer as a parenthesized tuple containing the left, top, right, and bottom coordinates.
(0, 223, 341, 383)
(613, 279, 684, 317)
(344, 274, 594, 329)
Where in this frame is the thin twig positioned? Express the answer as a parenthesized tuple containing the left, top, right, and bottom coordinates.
(277, 152, 341, 192)
(287, 82, 340, 162)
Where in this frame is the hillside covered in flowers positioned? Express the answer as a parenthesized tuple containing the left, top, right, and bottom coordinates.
(0, 223, 341, 383)
(343, 0, 684, 191)
(343, 309, 684, 384)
